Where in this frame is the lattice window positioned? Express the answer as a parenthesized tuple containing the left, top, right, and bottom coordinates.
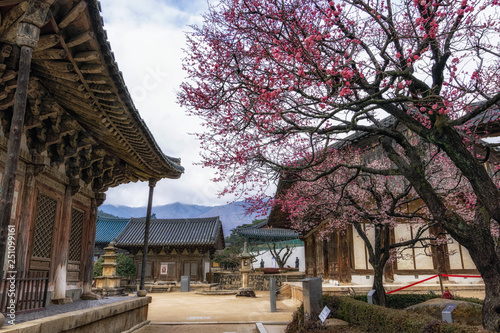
(68, 208, 84, 262)
(32, 193, 57, 258)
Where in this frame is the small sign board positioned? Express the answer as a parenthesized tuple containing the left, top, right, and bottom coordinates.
(181, 275, 190, 292)
(319, 306, 331, 323)
(367, 289, 376, 304)
(442, 303, 458, 323)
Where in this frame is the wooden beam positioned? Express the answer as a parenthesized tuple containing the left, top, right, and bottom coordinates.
(66, 31, 94, 48)
(35, 34, 60, 51)
(0, 2, 28, 33)
(73, 51, 99, 62)
(32, 64, 80, 82)
(79, 64, 104, 74)
(83, 74, 107, 84)
(32, 48, 67, 60)
(37, 60, 74, 72)
(0, 0, 25, 5)
(58, 1, 88, 29)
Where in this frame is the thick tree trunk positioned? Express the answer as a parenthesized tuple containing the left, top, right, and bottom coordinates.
(442, 207, 500, 331)
(372, 263, 387, 307)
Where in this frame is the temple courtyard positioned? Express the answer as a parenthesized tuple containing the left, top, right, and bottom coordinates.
(137, 290, 298, 333)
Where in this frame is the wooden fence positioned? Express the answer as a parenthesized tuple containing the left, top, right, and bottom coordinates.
(1, 271, 49, 315)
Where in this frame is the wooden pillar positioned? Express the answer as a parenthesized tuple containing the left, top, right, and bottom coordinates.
(328, 233, 339, 280)
(0, 1, 53, 276)
(52, 186, 73, 303)
(15, 166, 36, 272)
(315, 235, 324, 277)
(338, 226, 352, 283)
(140, 179, 157, 290)
(81, 192, 105, 298)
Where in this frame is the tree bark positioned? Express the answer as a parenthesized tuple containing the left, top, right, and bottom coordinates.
(372, 263, 387, 307)
(441, 207, 500, 332)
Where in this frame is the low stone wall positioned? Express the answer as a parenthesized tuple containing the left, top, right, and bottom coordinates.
(1, 296, 150, 333)
(214, 273, 305, 291)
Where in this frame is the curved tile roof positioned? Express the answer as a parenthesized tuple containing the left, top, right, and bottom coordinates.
(114, 216, 224, 248)
(0, 0, 183, 192)
(95, 216, 130, 245)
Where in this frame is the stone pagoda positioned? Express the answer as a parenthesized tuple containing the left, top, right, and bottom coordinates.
(93, 242, 126, 296)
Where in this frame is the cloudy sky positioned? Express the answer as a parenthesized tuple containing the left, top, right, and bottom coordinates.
(100, 0, 234, 208)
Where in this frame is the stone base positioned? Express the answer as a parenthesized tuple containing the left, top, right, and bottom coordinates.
(81, 292, 102, 300)
(93, 287, 127, 297)
(51, 297, 73, 305)
(236, 287, 256, 297)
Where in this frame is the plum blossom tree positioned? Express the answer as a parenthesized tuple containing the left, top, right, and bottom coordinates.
(279, 138, 476, 306)
(179, 0, 500, 329)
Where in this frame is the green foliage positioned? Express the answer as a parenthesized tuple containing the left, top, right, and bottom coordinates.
(287, 296, 482, 333)
(353, 294, 483, 309)
(325, 296, 480, 333)
(93, 253, 136, 279)
(213, 248, 240, 270)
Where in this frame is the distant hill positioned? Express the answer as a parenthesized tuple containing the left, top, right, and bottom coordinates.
(99, 201, 269, 236)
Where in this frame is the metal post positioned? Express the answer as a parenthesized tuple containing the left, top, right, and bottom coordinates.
(140, 179, 157, 291)
(438, 274, 444, 295)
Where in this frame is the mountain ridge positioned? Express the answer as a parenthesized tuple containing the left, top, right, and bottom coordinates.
(99, 201, 268, 236)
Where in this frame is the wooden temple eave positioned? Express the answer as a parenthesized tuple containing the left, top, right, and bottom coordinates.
(0, 0, 183, 193)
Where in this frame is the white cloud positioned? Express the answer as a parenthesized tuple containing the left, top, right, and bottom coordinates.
(100, 0, 232, 207)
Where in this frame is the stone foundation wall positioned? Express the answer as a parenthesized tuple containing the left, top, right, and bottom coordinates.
(214, 273, 305, 291)
(1, 297, 150, 333)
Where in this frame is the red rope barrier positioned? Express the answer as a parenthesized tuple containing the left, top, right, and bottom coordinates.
(441, 274, 481, 278)
(386, 273, 483, 295)
(386, 275, 439, 294)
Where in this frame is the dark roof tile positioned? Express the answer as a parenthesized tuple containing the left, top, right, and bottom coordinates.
(114, 216, 224, 248)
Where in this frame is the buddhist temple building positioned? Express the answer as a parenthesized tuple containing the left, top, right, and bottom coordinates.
(266, 109, 500, 285)
(0, 0, 183, 306)
(93, 214, 130, 260)
(113, 217, 225, 283)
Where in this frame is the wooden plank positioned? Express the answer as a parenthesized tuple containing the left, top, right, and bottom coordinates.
(33, 73, 86, 92)
(1, 69, 16, 82)
(0, 2, 28, 33)
(37, 60, 74, 72)
(32, 48, 67, 60)
(0, 94, 14, 110)
(35, 34, 60, 51)
(84, 74, 107, 84)
(79, 64, 104, 74)
(32, 64, 80, 82)
(73, 51, 99, 62)
(90, 84, 112, 94)
(66, 31, 94, 48)
(58, 1, 88, 29)
(0, 0, 24, 6)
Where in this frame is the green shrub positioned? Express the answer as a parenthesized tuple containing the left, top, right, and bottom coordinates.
(353, 294, 483, 309)
(325, 296, 480, 333)
(93, 253, 136, 279)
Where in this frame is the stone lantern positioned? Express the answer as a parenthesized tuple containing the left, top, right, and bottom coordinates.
(236, 242, 255, 297)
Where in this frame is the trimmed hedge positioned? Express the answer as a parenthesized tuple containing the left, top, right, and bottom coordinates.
(325, 296, 480, 333)
(286, 296, 481, 333)
(353, 294, 483, 309)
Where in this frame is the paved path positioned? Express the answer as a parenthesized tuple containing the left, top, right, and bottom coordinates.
(133, 291, 298, 333)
